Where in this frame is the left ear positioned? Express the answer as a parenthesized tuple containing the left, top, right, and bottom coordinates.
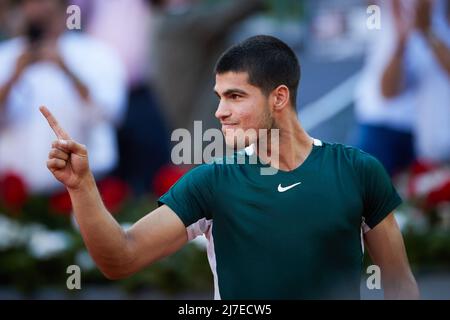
(271, 85, 290, 111)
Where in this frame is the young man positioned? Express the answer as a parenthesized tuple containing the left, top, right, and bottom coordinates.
(41, 35, 419, 299)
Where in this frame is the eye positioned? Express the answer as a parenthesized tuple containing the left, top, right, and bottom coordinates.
(230, 94, 241, 100)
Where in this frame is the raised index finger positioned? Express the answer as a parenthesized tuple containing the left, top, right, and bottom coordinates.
(39, 106, 71, 140)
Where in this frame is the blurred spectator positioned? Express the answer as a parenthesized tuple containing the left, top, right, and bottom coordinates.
(353, 0, 418, 176)
(379, 0, 450, 164)
(0, 0, 126, 194)
(149, 0, 266, 133)
(407, 0, 450, 163)
(83, 0, 152, 88)
(77, 0, 171, 196)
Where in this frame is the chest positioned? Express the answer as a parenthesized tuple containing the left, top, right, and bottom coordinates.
(214, 166, 364, 244)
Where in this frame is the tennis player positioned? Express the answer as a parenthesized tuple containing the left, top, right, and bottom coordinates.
(41, 35, 419, 299)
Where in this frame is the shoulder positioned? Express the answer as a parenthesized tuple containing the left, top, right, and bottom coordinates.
(180, 162, 218, 185)
(321, 141, 383, 175)
(188, 162, 216, 175)
(209, 149, 249, 165)
(321, 141, 368, 161)
(322, 142, 395, 203)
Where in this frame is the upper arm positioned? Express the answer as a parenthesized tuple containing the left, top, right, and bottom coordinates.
(117, 164, 215, 277)
(364, 212, 410, 272)
(355, 150, 402, 230)
(122, 205, 188, 277)
(364, 212, 419, 299)
(354, 150, 418, 298)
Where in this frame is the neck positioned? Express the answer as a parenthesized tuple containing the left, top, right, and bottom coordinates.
(257, 109, 313, 171)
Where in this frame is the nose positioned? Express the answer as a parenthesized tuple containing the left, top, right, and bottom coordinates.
(215, 100, 231, 121)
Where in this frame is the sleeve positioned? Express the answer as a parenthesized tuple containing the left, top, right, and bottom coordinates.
(157, 164, 215, 227)
(354, 151, 402, 230)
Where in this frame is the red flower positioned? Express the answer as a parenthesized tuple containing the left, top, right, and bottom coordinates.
(426, 180, 450, 208)
(98, 177, 130, 214)
(49, 190, 73, 215)
(410, 160, 437, 176)
(152, 164, 189, 197)
(0, 172, 28, 210)
(407, 160, 438, 197)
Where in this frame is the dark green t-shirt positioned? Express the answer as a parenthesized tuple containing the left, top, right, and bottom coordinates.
(158, 139, 402, 299)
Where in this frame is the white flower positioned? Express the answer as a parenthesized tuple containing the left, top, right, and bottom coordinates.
(27, 229, 71, 259)
(0, 214, 28, 250)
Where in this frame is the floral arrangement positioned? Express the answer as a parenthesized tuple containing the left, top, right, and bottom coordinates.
(0, 165, 212, 296)
(391, 160, 450, 270)
(2, 159, 450, 295)
(404, 160, 450, 230)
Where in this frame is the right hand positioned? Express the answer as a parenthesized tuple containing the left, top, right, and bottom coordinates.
(40, 106, 91, 190)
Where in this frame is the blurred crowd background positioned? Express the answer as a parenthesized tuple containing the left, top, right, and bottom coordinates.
(0, 0, 449, 299)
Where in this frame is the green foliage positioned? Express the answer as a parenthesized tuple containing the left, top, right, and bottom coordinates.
(403, 230, 450, 268)
(0, 194, 213, 295)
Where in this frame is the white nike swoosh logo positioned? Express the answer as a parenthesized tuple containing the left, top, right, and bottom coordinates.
(277, 182, 302, 192)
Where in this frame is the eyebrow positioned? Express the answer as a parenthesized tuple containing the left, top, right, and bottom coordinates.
(214, 88, 248, 97)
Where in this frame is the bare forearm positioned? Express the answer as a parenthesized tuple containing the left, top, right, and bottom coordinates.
(364, 214, 420, 300)
(66, 71, 90, 102)
(68, 174, 132, 278)
(426, 32, 450, 76)
(381, 42, 406, 98)
(383, 273, 420, 300)
(60, 61, 91, 102)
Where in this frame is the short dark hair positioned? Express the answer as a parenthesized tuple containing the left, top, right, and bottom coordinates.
(215, 35, 301, 108)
